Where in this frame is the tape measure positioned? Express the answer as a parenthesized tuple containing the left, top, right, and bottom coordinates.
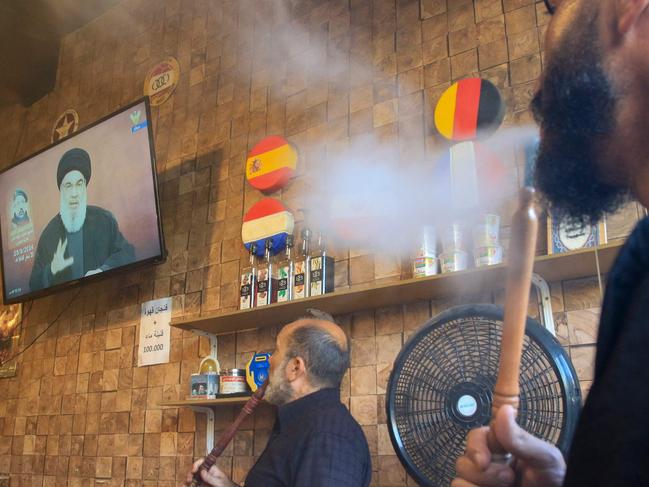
(246, 352, 271, 392)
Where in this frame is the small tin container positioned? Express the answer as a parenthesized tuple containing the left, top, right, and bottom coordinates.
(413, 256, 439, 278)
(440, 250, 468, 273)
(220, 368, 249, 394)
(190, 373, 219, 398)
(474, 245, 503, 267)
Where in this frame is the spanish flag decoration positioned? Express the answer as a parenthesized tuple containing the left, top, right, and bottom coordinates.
(246, 136, 298, 192)
(434, 78, 505, 141)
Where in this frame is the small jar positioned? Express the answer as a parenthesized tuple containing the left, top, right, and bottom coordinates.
(220, 368, 248, 394)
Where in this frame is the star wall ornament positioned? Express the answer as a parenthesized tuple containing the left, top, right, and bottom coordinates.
(51, 109, 79, 143)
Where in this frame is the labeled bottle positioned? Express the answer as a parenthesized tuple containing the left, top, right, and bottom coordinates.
(255, 239, 276, 306)
(293, 228, 311, 299)
(239, 243, 257, 309)
(308, 233, 335, 296)
(275, 235, 294, 303)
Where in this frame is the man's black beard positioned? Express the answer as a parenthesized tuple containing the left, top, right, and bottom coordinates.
(532, 14, 629, 226)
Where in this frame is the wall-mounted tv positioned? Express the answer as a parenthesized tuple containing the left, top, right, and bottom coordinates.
(0, 98, 165, 304)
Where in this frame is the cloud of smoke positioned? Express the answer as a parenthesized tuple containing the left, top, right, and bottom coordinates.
(236, 1, 539, 256)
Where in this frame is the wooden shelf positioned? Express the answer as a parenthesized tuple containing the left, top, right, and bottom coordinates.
(171, 242, 623, 335)
(159, 394, 251, 407)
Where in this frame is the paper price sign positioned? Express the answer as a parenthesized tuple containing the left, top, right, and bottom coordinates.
(138, 297, 172, 366)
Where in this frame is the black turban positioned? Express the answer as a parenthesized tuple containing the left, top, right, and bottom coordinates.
(57, 148, 91, 189)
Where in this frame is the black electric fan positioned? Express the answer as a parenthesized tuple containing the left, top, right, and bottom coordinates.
(387, 304, 581, 487)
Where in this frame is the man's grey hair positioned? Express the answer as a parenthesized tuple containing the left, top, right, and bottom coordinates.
(285, 321, 350, 388)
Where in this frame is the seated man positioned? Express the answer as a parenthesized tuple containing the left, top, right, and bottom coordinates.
(185, 318, 372, 487)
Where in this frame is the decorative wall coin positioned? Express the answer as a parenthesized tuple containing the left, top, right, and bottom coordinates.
(51, 109, 79, 143)
(242, 198, 294, 257)
(245, 136, 298, 192)
(434, 78, 505, 141)
(143, 57, 180, 107)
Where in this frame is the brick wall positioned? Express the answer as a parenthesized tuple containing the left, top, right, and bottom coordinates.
(0, 0, 643, 485)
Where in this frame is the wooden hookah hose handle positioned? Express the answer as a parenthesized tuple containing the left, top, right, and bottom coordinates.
(487, 188, 538, 459)
(189, 381, 268, 486)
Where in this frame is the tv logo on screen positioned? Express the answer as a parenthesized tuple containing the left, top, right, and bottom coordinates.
(130, 110, 147, 134)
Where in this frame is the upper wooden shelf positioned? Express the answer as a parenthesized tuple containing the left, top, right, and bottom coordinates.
(171, 242, 623, 335)
(159, 395, 251, 407)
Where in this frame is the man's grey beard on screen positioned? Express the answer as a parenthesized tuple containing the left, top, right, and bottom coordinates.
(60, 192, 87, 233)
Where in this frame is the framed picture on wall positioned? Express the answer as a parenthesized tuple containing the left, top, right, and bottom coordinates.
(547, 213, 607, 254)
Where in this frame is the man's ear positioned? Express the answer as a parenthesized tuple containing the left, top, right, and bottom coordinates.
(616, 0, 649, 35)
(285, 356, 306, 382)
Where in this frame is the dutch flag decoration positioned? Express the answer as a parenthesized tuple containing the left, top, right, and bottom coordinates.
(242, 198, 295, 257)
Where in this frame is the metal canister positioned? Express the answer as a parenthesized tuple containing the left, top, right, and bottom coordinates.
(442, 223, 468, 253)
(440, 250, 468, 273)
(473, 214, 501, 248)
(413, 225, 438, 278)
(474, 245, 503, 267)
(220, 368, 249, 394)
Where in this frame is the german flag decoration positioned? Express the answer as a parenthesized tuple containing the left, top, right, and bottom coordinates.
(434, 78, 505, 141)
(245, 136, 298, 193)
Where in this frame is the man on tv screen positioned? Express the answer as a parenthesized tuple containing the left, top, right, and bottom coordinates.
(29, 147, 135, 292)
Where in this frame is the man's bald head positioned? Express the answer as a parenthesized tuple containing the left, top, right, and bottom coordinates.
(280, 318, 350, 389)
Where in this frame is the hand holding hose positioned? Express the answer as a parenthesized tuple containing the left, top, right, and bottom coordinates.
(452, 188, 565, 487)
(184, 459, 239, 487)
(452, 405, 566, 487)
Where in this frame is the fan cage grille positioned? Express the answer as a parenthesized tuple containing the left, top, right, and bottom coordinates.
(389, 313, 573, 487)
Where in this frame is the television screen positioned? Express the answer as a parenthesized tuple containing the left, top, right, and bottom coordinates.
(0, 98, 165, 303)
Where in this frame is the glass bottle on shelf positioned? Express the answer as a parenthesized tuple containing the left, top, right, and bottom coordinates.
(255, 239, 276, 306)
(239, 243, 257, 309)
(293, 228, 311, 299)
(308, 232, 335, 296)
(275, 235, 294, 303)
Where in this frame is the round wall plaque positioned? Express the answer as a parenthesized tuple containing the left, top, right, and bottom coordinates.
(245, 136, 298, 193)
(144, 57, 180, 107)
(434, 78, 505, 141)
(51, 109, 79, 143)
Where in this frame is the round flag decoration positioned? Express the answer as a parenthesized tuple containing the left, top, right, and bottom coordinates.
(434, 78, 505, 141)
(245, 136, 297, 192)
(242, 198, 294, 257)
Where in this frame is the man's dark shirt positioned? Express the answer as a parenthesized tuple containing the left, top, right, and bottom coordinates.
(564, 216, 649, 486)
(244, 388, 372, 487)
(29, 205, 134, 291)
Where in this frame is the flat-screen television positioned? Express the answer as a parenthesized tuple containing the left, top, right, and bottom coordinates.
(0, 98, 165, 303)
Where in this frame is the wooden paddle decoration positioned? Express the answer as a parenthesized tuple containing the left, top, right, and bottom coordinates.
(487, 187, 538, 460)
(189, 380, 268, 486)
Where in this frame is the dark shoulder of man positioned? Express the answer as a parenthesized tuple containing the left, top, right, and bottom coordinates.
(310, 398, 366, 441)
(84, 205, 118, 226)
